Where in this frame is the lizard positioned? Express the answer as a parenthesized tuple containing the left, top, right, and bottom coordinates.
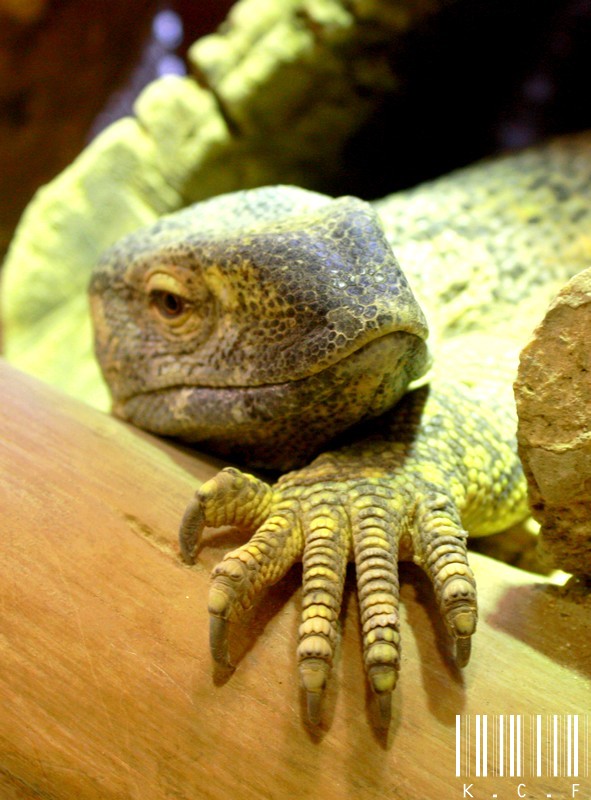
(89, 131, 591, 724)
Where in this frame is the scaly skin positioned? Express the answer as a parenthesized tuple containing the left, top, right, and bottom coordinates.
(180, 375, 527, 722)
(89, 189, 429, 471)
(90, 132, 591, 723)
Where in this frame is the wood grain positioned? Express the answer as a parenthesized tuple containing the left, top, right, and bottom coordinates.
(1, 360, 589, 799)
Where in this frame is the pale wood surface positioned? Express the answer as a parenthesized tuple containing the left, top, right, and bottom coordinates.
(1, 360, 589, 800)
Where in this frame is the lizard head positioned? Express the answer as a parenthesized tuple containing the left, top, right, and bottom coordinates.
(89, 186, 429, 470)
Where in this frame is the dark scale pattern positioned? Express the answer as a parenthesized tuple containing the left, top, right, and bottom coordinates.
(91, 134, 591, 722)
(90, 187, 429, 469)
(375, 132, 591, 345)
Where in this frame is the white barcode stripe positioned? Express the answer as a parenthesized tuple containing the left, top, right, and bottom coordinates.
(499, 715, 504, 776)
(536, 715, 542, 776)
(553, 715, 558, 777)
(567, 715, 572, 776)
(456, 715, 461, 776)
(482, 714, 488, 777)
(467, 715, 470, 777)
(548, 714, 551, 777)
(532, 714, 536, 778)
(564, 715, 567, 777)
(574, 715, 579, 777)
(509, 715, 515, 777)
(476, 715, 481, 777)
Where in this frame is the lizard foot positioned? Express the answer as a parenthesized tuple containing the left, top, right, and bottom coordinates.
(180, 383, 527, 724)
(179, 465, 476, 722)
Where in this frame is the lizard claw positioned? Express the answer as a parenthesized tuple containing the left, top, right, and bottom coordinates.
(306, 691, 323, 727)
(207, 558, 251, 668)
(454, 635, 472, 668)
(376, 689, 392, 729)
(209, 615, 233, 670)
(447, 593, 477, 668)
(179, 497, 205, 564)
(299, 657, 330, 726)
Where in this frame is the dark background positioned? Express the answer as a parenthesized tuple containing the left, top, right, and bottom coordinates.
(1, 0, 590, 257)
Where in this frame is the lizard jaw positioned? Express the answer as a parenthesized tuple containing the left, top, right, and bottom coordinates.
(113, 330, 430, 471)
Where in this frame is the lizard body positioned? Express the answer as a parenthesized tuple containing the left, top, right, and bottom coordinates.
(90, 132, 591, 723)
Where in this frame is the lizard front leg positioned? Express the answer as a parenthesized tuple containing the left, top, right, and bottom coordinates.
(180, 383, 529, 724)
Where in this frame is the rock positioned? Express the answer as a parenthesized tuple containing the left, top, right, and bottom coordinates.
(2, 83, 231, 409)
(0, 0, 160, 257)
(515, 267, 591, 576)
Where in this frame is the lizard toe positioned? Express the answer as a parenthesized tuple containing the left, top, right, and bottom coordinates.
(297, 498, 350, 724)
(350, 484, 402, 705)
(413, 492, 478, 665)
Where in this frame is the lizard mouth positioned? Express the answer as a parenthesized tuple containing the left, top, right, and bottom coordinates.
(115, 331, 430, 471)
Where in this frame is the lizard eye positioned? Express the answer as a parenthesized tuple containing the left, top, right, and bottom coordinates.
(150, 290, 187, 319)
(146, 270, 194, 329)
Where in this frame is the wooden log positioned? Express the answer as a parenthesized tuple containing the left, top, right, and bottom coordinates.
(1, 360, 589, 799)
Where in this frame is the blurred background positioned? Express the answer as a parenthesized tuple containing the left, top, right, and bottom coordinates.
(1, 0, 590, 263)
